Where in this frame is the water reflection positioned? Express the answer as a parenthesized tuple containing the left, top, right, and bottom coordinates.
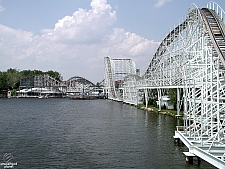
(0, 98, 216, 169)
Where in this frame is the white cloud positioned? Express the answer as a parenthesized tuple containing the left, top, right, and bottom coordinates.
(154, 0, 172, 8)
(0, 0, 159, 83)
(100, 28, 159, 72)
(0, 5, 5, 12)
(44, 0, 116, 45)
(0, 25, 34, 60)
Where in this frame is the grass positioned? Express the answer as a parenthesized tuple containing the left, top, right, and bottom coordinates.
(137, 104, 183, 117)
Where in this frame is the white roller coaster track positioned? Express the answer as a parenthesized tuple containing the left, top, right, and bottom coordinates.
(104, 56, 137, 101)
(104, 2, 225, 167)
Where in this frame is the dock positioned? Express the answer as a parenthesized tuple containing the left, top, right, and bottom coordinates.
(174, 130, 225, 168)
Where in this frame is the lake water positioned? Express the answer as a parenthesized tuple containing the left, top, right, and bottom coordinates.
(0, 98, 216, 169)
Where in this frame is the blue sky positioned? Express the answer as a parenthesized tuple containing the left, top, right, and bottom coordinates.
(0, 0, 225, 83)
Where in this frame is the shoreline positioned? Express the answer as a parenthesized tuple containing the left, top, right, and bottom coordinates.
(138, 105, 183, 119)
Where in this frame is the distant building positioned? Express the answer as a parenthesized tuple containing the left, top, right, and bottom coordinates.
(17, 74, 65, 98)
(20, 74, 61, 88)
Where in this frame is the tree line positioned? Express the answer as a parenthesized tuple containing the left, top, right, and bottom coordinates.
(0, 68, 62, 91)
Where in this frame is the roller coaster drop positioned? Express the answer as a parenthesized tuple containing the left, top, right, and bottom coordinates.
(104, 2, 225, 168)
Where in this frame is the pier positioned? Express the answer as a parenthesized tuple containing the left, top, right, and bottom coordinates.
(174, 130, 225, 168)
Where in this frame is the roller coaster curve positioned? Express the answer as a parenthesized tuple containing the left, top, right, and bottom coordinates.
(104, 2, 225, 168)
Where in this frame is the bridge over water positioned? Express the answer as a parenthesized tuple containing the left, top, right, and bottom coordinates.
(104, 2, 225, 168)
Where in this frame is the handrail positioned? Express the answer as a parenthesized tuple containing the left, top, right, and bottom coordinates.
(207, 1, 225, 24)
(200, 8, 225, 67)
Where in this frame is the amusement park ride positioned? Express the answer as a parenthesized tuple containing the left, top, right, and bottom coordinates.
(104, 2, 225, 168)
(16, 2, 225, 168)
(17, 75, 104, 99)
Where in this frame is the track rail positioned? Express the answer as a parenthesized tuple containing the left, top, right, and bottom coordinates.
(104, 57, 117, 99)
(200, 8, 225, 67)
(103, 3, 225, 168)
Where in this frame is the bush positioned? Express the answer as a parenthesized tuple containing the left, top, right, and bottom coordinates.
(148, 99, 154, 106)
(162, 104, 166, 109)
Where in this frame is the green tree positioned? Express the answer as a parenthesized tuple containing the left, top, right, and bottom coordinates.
(0, 69, 63, 92)
(33, 70, 44, 75)
(46, 70, 62, 81)
(20, 70, 34, 77)
(0, 71, 8, 89)
(168, 88, 184, 110)
(6, 68, 21, 89)
(168, 88, 176, 103)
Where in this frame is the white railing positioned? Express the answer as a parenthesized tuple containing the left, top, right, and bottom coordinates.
(207, 1, 225, 24)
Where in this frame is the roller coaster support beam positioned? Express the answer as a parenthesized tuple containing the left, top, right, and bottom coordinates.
(144, 89, 148, 108)
(157, 88, 162, 112)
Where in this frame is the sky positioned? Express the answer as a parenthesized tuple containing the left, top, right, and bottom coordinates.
(0, 0, 225, 83)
